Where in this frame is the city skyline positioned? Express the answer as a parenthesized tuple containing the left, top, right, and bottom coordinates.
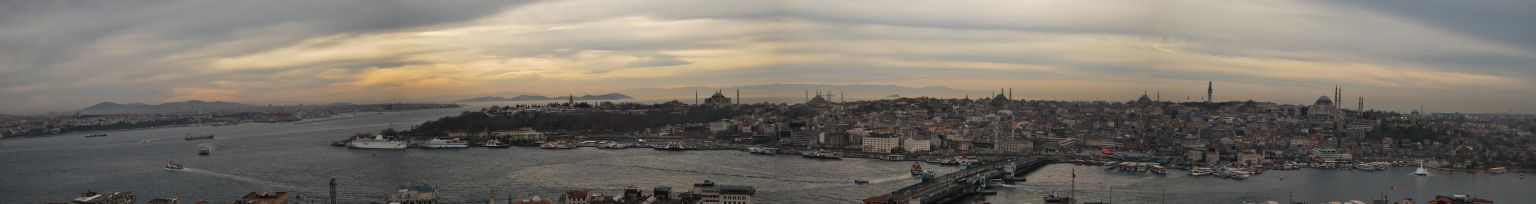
(3, 0, 1534, 114)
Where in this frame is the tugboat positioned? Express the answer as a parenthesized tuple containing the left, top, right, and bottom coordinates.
(164, 161, 184, 171)
(197, 148, 210, 156)
(911, 162, 924, 176)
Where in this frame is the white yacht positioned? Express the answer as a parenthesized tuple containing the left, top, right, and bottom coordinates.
(348, 135, 407, 149)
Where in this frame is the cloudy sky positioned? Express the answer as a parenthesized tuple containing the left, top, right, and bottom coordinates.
(1, 0, 1533, 114)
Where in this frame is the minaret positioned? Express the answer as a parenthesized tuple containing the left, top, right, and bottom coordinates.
(1358, 96, 1364, 111)
(1206, 81, 1213, 103)
(1156, 90, 1161, 102)
(736, 89, 740, 105)
(329, 177, 337, 204)
(1335, 86, 1342, 109)
(1009, 88, 1014, 100)
(694, 90, 699, 104)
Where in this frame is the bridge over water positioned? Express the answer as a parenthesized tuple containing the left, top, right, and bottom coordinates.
(864, 156, 1058, 204)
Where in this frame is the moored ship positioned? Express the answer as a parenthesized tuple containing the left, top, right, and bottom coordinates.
(747, 147, 776, 155)
(420, 138, 468, 149)
(184, 134, 215, 140)
(801, 150, 842, 160)
(348, 135, 406, 149)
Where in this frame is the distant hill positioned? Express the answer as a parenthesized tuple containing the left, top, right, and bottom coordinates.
(78, 100, 256, 114)
(453, 93, 633, 102)
(623, 84, 969, 100)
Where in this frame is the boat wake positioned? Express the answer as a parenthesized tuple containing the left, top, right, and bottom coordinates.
(183, 168, 304, 191)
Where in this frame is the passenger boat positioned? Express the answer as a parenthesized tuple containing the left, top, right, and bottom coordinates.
(483, 140, 510, 148)
(164, 161, 184, 171)
(348, 135, 407, 149)
(653, 141, 689, 151)
(420, 138, 468, 149)
(1488, 167, 1507, 174)
(801, 150, 842, 160)
(747, 147, 776, 155)
(84, 134, 107, 138)
(184, 134, 215, 140)
(540, 141, 574, 149)
(911, 162, 924, 176)
(1043, 194, 1075, 204)
(197, 148, 210, 156)
(1414, 165, 1431, 176)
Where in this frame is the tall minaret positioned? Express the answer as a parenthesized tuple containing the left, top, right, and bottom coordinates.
(1206, 81, 1213, 103)
(736, 89, 740, 105)
(1358, 96, 1364, 111)
(1334, 86, 1342, 109)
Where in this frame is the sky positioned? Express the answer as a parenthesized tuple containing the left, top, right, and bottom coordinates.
(1, 0, 1533, 114)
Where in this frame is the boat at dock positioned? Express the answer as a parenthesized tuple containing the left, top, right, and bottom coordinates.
(801, 150, 842, 160)
(1489, 167, 1508, 174)
(164, 161, 184, 171)
(420, 138, 468, 149)
(184, 134, 215, 140)
(348, 135, 407, 149)
(598, 142, 629, 149)
(748, 147, 777, 155)
(483, 140, 510, 148)
(540, 141, 574, 149)
(653, 141, 690, 151)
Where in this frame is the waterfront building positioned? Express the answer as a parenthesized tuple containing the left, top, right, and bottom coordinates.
(69, 191, 134, 204)
(862, 133, 901, 153)
(233, 191, 287, 204)
(903, 136, 931, 153)
(387, 184, 438, 204)
(492, 128, 547, 145)
(690, 180, 754, 204)
(563, 190, 590, 204)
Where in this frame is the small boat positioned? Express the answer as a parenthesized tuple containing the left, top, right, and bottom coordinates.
(164, 161, 184, 171)
(853, 179, 869, 185)
(184, 134, 215, 140)
(197, 148, 210, 156)
(84, 134, 108, 138)
(483, 140, 511, 148)
(1043, 194, 1076, 204)
(1414, 165, 1431, 176)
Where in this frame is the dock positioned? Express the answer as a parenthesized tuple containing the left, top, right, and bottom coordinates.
(864, 156, 1055, 204)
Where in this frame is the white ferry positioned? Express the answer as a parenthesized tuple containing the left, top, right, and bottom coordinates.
(348, 135, 407, 149)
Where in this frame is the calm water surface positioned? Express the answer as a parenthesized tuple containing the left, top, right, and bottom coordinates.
(2, 107, 1530, 203)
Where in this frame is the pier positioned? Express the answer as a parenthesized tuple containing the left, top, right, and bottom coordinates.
(864, 156, 1056, 204)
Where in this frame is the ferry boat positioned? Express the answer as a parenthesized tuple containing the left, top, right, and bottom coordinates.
(1043, 194, 1076, 204)
(911, 162, 924, 176)
(801, 150, 842, 160)
(1488, 167, 1508, 174)
(1414, 165, 1431, 176)
(184, 134, 215, 140)
(84, 134, 107, 138)
(653, 141, 689, 151)
(348, 135, 407, 149)
(483, 140, 510, 148)
(197, 148, 210, 156)
(540, 141, 574, 149)
(747, 147, 776, 155)
(420, 138, 468, 149)
(164, 161, 184, 171)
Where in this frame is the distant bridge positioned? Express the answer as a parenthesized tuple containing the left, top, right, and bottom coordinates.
(864, 156, 1057, 204)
